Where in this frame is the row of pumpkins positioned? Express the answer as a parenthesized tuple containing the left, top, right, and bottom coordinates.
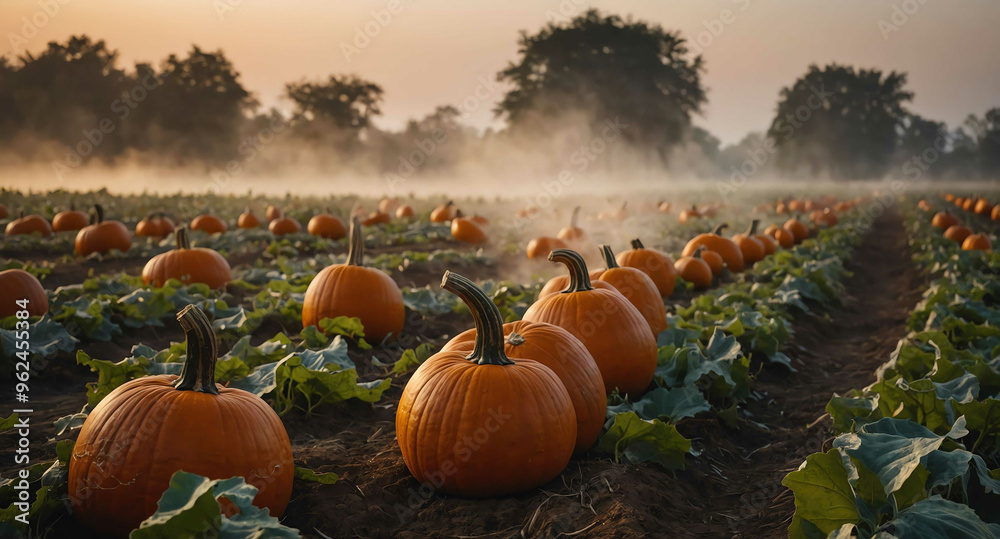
(923, 194, 994, 251)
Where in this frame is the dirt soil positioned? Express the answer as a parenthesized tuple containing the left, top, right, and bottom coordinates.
(2, 210, 923, 538)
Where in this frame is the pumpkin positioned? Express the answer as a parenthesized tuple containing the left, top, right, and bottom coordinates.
(658, 201, 672, 213)
(944, 193, 955, 202)
(526, 236, 568, 260)
(674, 248, 713, 289)
(615, 239, 676, 298)
(190, 213, 228, 234)
(993, 205, 1000, 222)
(451, 213, 487, 244)
(803, 199, 819, 212)
(538, 270, 611, 299)
(302, 217, 404, 342)
(430, 200, 455, 222)
(931, 211, 960, 230)
(962, 233, 991, 251)
(135, 212, 175, 237)
(52, 205, 90, 232)
(833, 201, 851, 212)
(974, 198, 993, 216)
(378, 197, 400, 215)
(962, 197, 976, 212)
(523, 249, 657, 396)
(238, 207, 261, 229)
(397, 272, 576, 496)
(678, 205, 701, 224)
(440, 276, 604, 452)
(700, 248, 724, 275)
(943, 225, 972, 244)
(361, 210, 391, 226)
(68, 305, 294, 537)
(917, 199, 933, 212)
(954, 197, 965, 208)
(266, 205, 282, 222)
(268, 212, 302, 235)
(732, 220, 765, 265)
(783, 217, 809, 244)
(557, 206, 587, 243)
(681, 223, 745, 273)
(142, 227, 232, 289)
(592, 245, 667, 337)
(5, 212, 52, 237)
(395, 204, 415, 219)
(772, 227, 795, 249)
(0, 269, 48, 318)
(307, 211, 347, 239)
(756, 230, 777, 255)
(776, 201, 788, 214)
(788, 199, 803, 212)
(75, 205, 131, 256)
(597, 201, 628, 222)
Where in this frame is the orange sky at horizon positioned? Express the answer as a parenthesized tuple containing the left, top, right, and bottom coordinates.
(2, 0, 999, 145)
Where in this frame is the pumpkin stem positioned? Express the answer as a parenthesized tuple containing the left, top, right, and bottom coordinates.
(347, 216, 364, 266)
(445, 200, 453, 208)
(712, 223, 728, 235)
(693, 246, 705, 259)
(745, 220, 759, 236)
(507, 332, 525, 347)
(176, 227, 191, 250)
(549, 249, 594, 293)
(570, 206, 580, 228)
(93, 204, 104, 224)
(174, 305, 219, 394)
(599, 244, 620, 269)
(455, 209, 465, 219)
(631, 238, 645, 250)
(441, 271, 513, 366)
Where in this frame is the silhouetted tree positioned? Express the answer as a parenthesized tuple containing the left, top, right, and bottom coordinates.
(286, 75, 382, 136)
(966, 109, 1000, 176)
(767, 64, 912, 179)
(496, 10, 705, 162)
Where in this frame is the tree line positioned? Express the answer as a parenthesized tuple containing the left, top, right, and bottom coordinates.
(0, 10, 996, 181)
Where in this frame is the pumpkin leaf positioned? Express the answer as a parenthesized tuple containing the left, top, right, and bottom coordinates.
(876, 495, 1000, 538)
(782, 449, 862, 539)
(0, 314, 78, 370)
(598, 412, 690, 472)
(294, 467, 339, 485)
(0, 414, 18, 433)
(629, 386, 711, 423)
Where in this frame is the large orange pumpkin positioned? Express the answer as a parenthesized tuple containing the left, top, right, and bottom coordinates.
(538, 269, 610, 299)
(732, 220, 765, 265)
(592, 245, 667, 337)
(440, 285, 604, 452)
(190, 213, 228, 234)
(68, 305, 294, 537)
(523, 249, 656, 396)
(674, 248, 713, 289)
(307, 211, 347, 239)
(681, 223, 745, 273)
(5, 212, 52, 237)
(615, 239, 677, 298)
(700, 249, 724, 275)
(0, 269, 48, 318)
(302, 217, 404, 342)
(142, 228, 232, 289)
(397, 272, 577, 496)
(52, 205, 90, 232)
(135, 212, 175, 237)
(75, 205, 131, 256)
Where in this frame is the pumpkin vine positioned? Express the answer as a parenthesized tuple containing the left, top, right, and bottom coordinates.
(440, 271, 514, 366)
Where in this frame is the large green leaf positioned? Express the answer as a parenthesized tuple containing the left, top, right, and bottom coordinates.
(597, 412, 690, 472)
(878, 495, 1000, 538)
(782, 449, 861, 539)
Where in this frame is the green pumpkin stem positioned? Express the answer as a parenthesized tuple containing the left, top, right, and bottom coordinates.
(174, 305, 219, 394)
(347, 216, 364, 266)
(549, 249, 594, 293)
(631, 238, 645, 250)
(570, 206, 581, 228)
(712, 223, 728, 235)
(176, 227, 190, 250)
(599, 244, 620, 269)
(745, 219, 759, 236)
(93, 204, 104, 224)
(441, 271, 513, 366)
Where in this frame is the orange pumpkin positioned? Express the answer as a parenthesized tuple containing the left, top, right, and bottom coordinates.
(962, 198, 976, 212)
(943, 225, 972, 244)
(962, 233, 991, 251)
(756, 231, 777, 255)
(265, 205, 282, 222)
(732, 220, 765, 265)
(68, 306, 293, 537)
(430, 200, 455, 222)
(700, 249, 724, 275)
(557, 206, 587, 243)
(302, 217, 404, 342)
(944, 193, 956, 202)
(526, 236, 568, 260)
(592, 245, 667, 337)
(142, 227, 232, 289)
(361, 210, 391, 226)
(974, 198, 993, 216)
(268, 213, 302, 236)
(52, 205, 90, 232)
(538, 270, 612, 299)
(681, 223, 745, 273)
(75, 205, 131, 256)
(615, 239, 677, 298)
(135, 212, 175, 237)
(784, 217, 809, 244)
(451, 213, 487, 244)
(0, 269, 48, 318)
(440, 283, 605, 452)
(932, 212, 960, 230)
(190, 213, 228, 234)
(397, 272, 576, 497)
(5, 212, 52, 237)
(307, 211, 347, 239)
(523, 249, 656, 396)
(992, 205, 1000, 222)
(658, 201, 672, 213)
(238, 207, 261, 229)
(773, 228, 795, 249)
(678, 205, 701, 224)
(395, 204, 415, 219)
(674, 248, 713, 289)
(597, 201, 628, 222)
(378, 197, 400, 215)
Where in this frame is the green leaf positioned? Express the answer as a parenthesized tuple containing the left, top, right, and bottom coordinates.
(597, 412, 690, 472)
(294, 467, 339, 485)
(878, 495, 1000, 538)
(630, 386, 711, 423)
(827, 394, 880, 434)
(0, 414, 18, 433)
(782, 449, 861, 539)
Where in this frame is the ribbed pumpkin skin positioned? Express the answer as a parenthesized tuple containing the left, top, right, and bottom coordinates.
(675, 256, 712, 289)
(441, 320, 606, 452)
(303, 265, 404, 341)
(962, 233, 992, 251)
(238, 210, 261, 229)
(307, 214, 347, 239)
(135, 215, 175, 237)
(523, 287, 655, 396)
(52, 210, 90, 232)
(5, 214, 52, 237)
(75, 221, 131, 256)
(0, 269, 48, 318)
(592, 265, 667, 337)
(539, 272, 610, 298)
(451, 217, 487, 244)
(783, 218, 809, 244)
(68, 376, 294, 537)
(396, 353, 576, 496)
(268, 217, 301, 236)
(681, 227, 744, 273)
(190, 214, 228, 234)
(142, 231, 232, 289)
(615, 241, 677, 298)
(701, 250, 724, 275)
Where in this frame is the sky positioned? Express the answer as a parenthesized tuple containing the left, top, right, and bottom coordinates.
(2, 0, 999, 145)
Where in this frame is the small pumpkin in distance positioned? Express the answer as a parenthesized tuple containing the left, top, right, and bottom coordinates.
(681, 223, 745, 273)
(135, 212, 175, 237)
(307, 210, 347, 239)
(361, 210, 391, 226)
(783, 217, 809, 244)
(395, 204, 415, 219)
(265, 205, 282, 222)
(732, 220, 765, 265)
(678, 205, 701, 224)
(68, 306, 293, 537)
(523, 249, 657, 396)
(142, 227, 232, 289)
(992, 205, 1000, 222)
(268, 212, 302, 236)
(52, 204, 90, 232)
(658, 201, 672, 213)
(5, 212, 53, 237)
(430, 200, 455, 223)
(526, 236, 568, 260)
(974, 198, 993, 216)
(378, 196, 400, 215)
(943, 225, 972, 244)
(451, 212, 487, 244)
(238, 207, 261, 229)
(772, 227, 795, 249)
(75, 205, 131, 256)
(756, 230, 777, 255)
(931, 211, 959, 230)
(397, 272, 577, 496)
(944, 193, 955, 202)
(557, 206, 587, 243)
(0, 269, 48, 318)
(962, 233, 991, 251)
(674, 248, 713, 289)
(302, 217, 404, 342)
(190, 213, 228, 234)
(615, 239, 676, 298)
(597, 201, 628, 222)
(962, 197, 976, 212)
(592, 245, 667, 337)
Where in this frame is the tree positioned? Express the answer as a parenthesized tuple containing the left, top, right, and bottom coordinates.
(495, 9, 705, 162)
(767, 64, 913, 179)
(285, 75, 383, 134)
(965, 109, 1000, 176)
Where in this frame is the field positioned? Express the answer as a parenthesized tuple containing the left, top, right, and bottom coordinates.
(2, 187, 999, 538)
